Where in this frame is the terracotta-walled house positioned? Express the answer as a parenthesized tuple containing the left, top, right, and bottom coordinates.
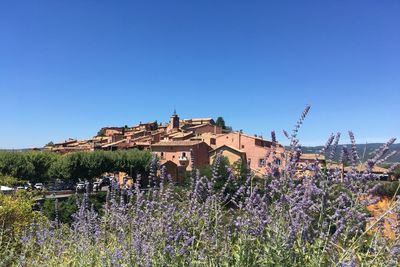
(158, 160, 187, 184)
(186, 124, 222, 135)
(215, 132, 285, 175)
(209, 145, 247, 166)
(151, 140, 212, 171)
(181, 118, 215, 126)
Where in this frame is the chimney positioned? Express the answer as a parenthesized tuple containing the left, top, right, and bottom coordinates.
(238, 132, 241, 149)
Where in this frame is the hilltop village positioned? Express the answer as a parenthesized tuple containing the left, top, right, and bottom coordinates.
(45, 111, 286, 180)
(44, 111, 394, 183)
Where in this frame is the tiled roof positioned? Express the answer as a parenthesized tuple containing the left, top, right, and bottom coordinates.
(187, 124, 213, 129)
(210, 145, 245, 154)
(344, 165, 388, 174)
(300, 153, 326, 161)
(170, 132, 193, 138)
(151, 140, 204, 147)
(183, 118, 213, 121)
(101, 139, 126, 148)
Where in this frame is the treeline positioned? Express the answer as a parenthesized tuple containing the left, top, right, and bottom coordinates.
(0, 150, 152, 184)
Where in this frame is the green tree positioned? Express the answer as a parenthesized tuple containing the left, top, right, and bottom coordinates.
(0, 175, 26, 187)
(0, 151, 35, 180)
(97, 128, 106, 136)
(0, 150, 152, 185)
(394, 165, 400, 180)
(25, 152, 58, 182)
(232, 159, 250, 181)
(45, 141, 54, 147)
(215, 117, 226, 129)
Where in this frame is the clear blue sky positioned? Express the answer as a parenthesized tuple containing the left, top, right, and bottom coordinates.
(0, 1, 399, 148)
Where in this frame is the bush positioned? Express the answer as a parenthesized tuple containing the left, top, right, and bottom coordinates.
(0, 193, 46, 266)
(0, 175, 27, 187)
(374, 181, 400, 197)
(43, 192, 107, 224)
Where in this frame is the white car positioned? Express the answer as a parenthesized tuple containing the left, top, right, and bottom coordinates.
(76, 183, 85, 192)
(34, 183, 44, 190)
(93, 182, 100, 191)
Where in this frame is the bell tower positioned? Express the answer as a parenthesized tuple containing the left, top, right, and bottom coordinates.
(170, 109, 180, 130)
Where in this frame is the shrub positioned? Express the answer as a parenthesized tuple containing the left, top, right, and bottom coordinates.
(374, 181, 400, 197)
(0, 175, 27, 187)
(0, 193, 46, 266)
(43, 192, 107, 224)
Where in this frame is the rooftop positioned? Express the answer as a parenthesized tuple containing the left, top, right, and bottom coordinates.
(300, 153, 326, 161)
(151, 140, 204, 147)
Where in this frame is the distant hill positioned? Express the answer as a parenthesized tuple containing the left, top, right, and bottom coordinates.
(0, 148, 33, 152)
(298, 143, 400, 163)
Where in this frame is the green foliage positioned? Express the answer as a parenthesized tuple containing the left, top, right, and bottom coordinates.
(26, 152, 58, 182)
(394, 165, 400, 180)
(43, 192, 107, 224)
(215, 116, 233, 131)
(198, 157, 249, 193)
(374, 181, 400, 197)
(0, 151, 35, 180)
(0, 175, 26, 187)
(0, 151, 58, 183)
(232, 159, 250, 181)
(211, 156, 231, 189)
(0, 193, 46, 266)
(0, 150, 152, 185)
(43, 196, 78, 224)
(215, 116, 226, 129)
(45, 141, 54, 147)
(97, 128, 106, 136)
(0, 194, 40, 236)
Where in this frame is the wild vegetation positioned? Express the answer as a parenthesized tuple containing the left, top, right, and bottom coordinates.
(0, 106, 399, 266)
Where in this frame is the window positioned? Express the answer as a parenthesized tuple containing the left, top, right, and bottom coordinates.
(242, 145, 245, 149)
(182, 152, 186, 157)
(258, 158, 266, 167)
(210, 138, 216, 145)
(160, 152, 164, 159)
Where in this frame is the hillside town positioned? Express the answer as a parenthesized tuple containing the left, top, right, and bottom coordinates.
(44, 111, 286, 181)
(43, 111, 394, 184)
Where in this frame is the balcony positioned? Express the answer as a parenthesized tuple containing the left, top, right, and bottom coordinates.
(178, 156, 188, 165)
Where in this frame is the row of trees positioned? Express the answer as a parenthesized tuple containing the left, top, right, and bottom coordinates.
(0, 150, 152, 184)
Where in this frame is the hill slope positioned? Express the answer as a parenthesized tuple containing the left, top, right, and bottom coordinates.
(299, 143, 400, 163)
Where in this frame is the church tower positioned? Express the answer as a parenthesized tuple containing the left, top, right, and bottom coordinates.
(169, 109, 180, 131)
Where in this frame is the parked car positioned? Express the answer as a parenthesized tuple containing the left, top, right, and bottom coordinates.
(100, 176, 111, 187)
(0, 185, 14, 194)
(76, 182, 85, 192)
(93, 182, 100, 192)
(34, 183, 44, 190)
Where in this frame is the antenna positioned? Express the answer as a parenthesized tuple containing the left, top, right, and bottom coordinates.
(362, 141, 368, 163)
